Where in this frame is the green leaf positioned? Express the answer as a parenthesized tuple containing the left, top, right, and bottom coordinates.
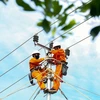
(64, 4, 74, 12)
(90, 25, 100, 40)
(58, 14, 68, 26)
(45, 0, 52, 12)
(42, 18, 51, 33)
(61, 35, 66, 39)
(79, 3, 90, 12)
(16, 0, 34, 11)
(37, 20, 42, 26)
(68, 32, 73, 35)
(61, 19, 76, 31)
(52, 27, 56, 37)
(0, 0, 8, 5)
(43, 0, 53, 17)
(52, 1, 62, 16)
(90, 0, 100, 17)
(37, 19, 50, 33)
(32, 0, 44, 7)
(45, 10, 53, 17)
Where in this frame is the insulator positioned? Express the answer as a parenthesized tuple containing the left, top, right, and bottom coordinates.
(49, 42, 53, 49)
(65, 49, 70, 56)
(33, 35, 39, 42)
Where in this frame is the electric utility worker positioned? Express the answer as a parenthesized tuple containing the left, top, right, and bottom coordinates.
(49, 42, 67, 93)
(29, 50, 47, 92)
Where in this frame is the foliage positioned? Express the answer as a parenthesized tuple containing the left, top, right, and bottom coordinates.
(0, 0, 100, 39)
(0, 0, 8, 5)
(90, 26, 100, 40)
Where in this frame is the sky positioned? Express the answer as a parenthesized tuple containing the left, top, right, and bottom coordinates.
(0, 0, 100, 100)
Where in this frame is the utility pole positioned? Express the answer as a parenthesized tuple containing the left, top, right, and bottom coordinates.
(33, 35, 53, 100)
(47, 63, 52, 100)
(46, 43, 53, 100)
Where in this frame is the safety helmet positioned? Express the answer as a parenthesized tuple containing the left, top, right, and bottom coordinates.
(32, 50, 40, 55)
(53, 42, 61, 48)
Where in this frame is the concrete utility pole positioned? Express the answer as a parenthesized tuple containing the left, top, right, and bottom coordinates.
(33, 35, 53, 100)
(46, 63, 52, 100)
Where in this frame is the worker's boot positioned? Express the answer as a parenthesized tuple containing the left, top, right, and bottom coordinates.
(43, 88, 48, 94)
(48, 88, 57, 94)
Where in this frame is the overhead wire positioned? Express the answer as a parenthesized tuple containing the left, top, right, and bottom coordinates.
(67, 35, 91, 49)
(29, 86, 40, 100)
(0, 35, 92, 94)
(0, 3, 98, 100)
(59, 88, 68, 100)
(0, 68, 48, 99)
(31, 89, 41, 100)
(0, 74, 28, 93)
(0, 68, 48, 94)
(38, 17, 92, 51)
(0, 56, 30, 77)
(0, 1, 95, 98)
(67, 83, 100, 97)
(0, 7, 37, 61)
(48, 69, 92, 100)
(0, 16, 93, 78)
(0, 0, 91, 62)
(1, 55, 100, 99)
(0, 84, 33, 100)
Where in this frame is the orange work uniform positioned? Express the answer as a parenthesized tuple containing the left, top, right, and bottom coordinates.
(29, 57, 46, 90)
(51, 48, 66, 91)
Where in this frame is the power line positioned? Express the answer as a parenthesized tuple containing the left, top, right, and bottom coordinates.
(0, 1, 91, 62)
(1, 54, 100, 99)
(0, 85, 33, 100)
(1, 64, 100, 98)
(51, 69, 100, 97)
(0, 68, 48, 94)
(29, 87, 40, 100)
(67, 35, 91, 49)
(0, 17, 93, 96)
(0, 74, 28, 93)
(0, 56, 30, 77)
(38, 17, 92, 51)
(0, 69, 48, 99)
(69, 83, 100, 96)
(0, 16, 92, 78)
(49, 69, 91, 100)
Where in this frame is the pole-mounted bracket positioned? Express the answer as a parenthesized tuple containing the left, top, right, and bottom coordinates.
(33, 35, 51, 51)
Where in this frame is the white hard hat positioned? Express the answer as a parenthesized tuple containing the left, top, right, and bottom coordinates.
(32, 50, 40, 55)
(53, 42, 61, 48)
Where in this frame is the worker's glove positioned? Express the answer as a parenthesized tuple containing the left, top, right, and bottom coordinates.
(44, 56, 48, 60)
(61, 61, 68, 65)
(46, 51, 52, 56)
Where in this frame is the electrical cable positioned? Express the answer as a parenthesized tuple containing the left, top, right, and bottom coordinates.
(0, 68, 48, 94)
(67, 83, 100, 96)
(1, 57, 100, 100)
(48, 68, 92, 100)
(0, 0, 91, 62)
(0, 74, 28, 93)
(67, 35, 91, 49)
(33, 89, 41, 100)
(0, 34, 91, 95)
(0, 84, 33, 100)
(29, 86, 39, 100)
(0, 68, 48, 99)
(0, 16, 92, 78)
(59, 88, 68, 100)
(0, 56, 30, 77)
(38, 17, 92, 51)
(46, 58, 100, 97)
